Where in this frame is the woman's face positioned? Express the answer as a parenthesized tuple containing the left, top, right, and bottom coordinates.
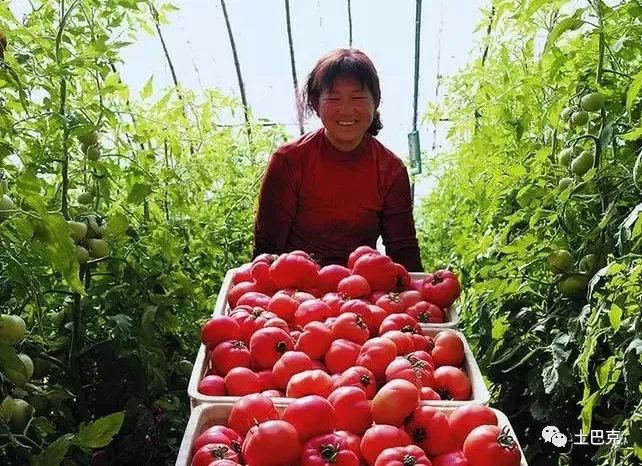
(318, 75, 376, 151)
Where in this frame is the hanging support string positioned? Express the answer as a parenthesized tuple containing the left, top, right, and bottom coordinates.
(284, 0, 304, 135)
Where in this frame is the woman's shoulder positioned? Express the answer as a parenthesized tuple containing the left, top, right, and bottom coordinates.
(369, 136, 407, 173)
(274, 127, 324, 159)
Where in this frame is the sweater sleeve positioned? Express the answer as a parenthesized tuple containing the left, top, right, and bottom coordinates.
(380, 166, 423, 272)
(253, 151, 298, 258)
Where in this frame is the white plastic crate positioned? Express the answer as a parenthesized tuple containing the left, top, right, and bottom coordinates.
(175, 403, 527, 466)
(188, 328, 489, 409)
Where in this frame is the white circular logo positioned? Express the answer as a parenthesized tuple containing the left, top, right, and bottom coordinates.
(542, 425, 560, 442)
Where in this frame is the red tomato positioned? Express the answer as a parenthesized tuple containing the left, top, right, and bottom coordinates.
(379, 314, 421, 335)
(333, 366, 377, 399)
(210, 340, 251, 376)
(321, 293, 346, 317)
(398, 290, 423, 309)
(268, 293, 299, 323)
(227, 281, 260, 308)
(237, 291, 271, 309)
(198, 375, 226, 396)
(227, 394, 279, 436)
(295, 299, 332, 328)
(355, 337, 398, 381)
(339, 300, 373, 329)
(449, 405, 498, 449)
(300, 432, 359, 466)
(405, 406, 453, 456)
(192, 443, 238, 466)
(406, 351, 434, 367)
(257, 369, 278, 390)
(272, 351, 315, 390)
(463, 425, 522, 466)
(367, 305, 388, 336)
(360, 425, 411, 466)
(269, 253, 319, 290)
(432, 330, 465, 367)
(338, 275, 371, 299)
(347, 246, 379, 269)
(385, 356, 434, 389)
(286, 369, 334, 398)
(331, 312, 370, 345)
(242, 419, 301, 466)
(420, 386, 441, 401)
(231, 307, 278, 344)
(264, 316, 290, 331)
(282, 395, 336, 443)
(250, 260, 278, 292)
(353, 253, 399, 292)
(407, 301, 446, 324)
(249, 327, 294, 369)
(232, 263, 253, 284)
(375, 293, 404, 314)
(372, 379, 420, 426)
(276, 288, 317, 304)
(380, 330, 414, 355)
(327, 386, 372, 435)
(295, 321, 333, 360)
(367, 291, 387, 304)
(334, 431, 362, 461)
(210, 461, 241, 466)
(325, 339, 362, 374)
(421, 270, 461, 308)
(193, 425, 242, 454)
(224, 367, 260, 396)
(411, 333, 431, 352)
(434, 366, 471, 400)
(318, 265, 352, 294)
(262, 389, 283, 397)
(432, 450, 469, 466)
(201, 316, 241, 350)
(393, 263, 411, 291)
(374, 445, 430, 466)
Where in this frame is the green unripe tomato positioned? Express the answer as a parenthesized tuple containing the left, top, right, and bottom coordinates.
(571, 151, 595, 177)
(68, 220, 88, 242)
(76, 245, 90, 264)
(77, 192, 93, 205)
(8, 399, 34, 433)
(558, 273, 589, 299)
(0, 314, 26, 343)
(557, 148, 573, 167)
(560, 107, 574, 122)
(87, 238, 109, 258)
(0, 194, 15, 218)
(547, 249, 573, 273)
(78, 130, 99, 147)
(571, 110, 589, 126)
(85, 144, 100, 161)
(579, 254, 598, 274)
(580, 92, 605, 112)
(558, 177, 574, 190)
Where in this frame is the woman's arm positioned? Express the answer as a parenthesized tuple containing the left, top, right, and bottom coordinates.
(380, 166, 423, 272)
(253, 151, 298, 258)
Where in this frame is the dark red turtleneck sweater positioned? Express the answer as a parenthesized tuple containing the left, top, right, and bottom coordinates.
(253, 128, 423, 272)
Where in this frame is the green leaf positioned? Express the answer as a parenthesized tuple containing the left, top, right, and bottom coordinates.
(599, 123, 614, 151)
(580, 391, 601, 433)
(127, 183, 152, 205)
(622, 126, 642, 141)
(609, 303, 622, 331)
(141, 306, 158, 342)
(30, 434, 74, 466)
(73, 411, 125, 449)
(140, 75, 154, 100)
(523, 0, 547, 19)
(544, 16, 584, 53)
(542, 361, 559, 394)
(0, 396, 15, 422)
(32, 214, 84, 294)
(491, 314, 509, 339)
(627, 70, 642, 111)
(596, 356, 620, 391)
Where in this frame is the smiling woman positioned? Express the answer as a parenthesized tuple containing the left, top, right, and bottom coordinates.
(253, 48, 423, 271)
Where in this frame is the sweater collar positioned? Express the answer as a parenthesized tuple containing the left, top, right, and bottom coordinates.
(320, 128, 370, 161)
